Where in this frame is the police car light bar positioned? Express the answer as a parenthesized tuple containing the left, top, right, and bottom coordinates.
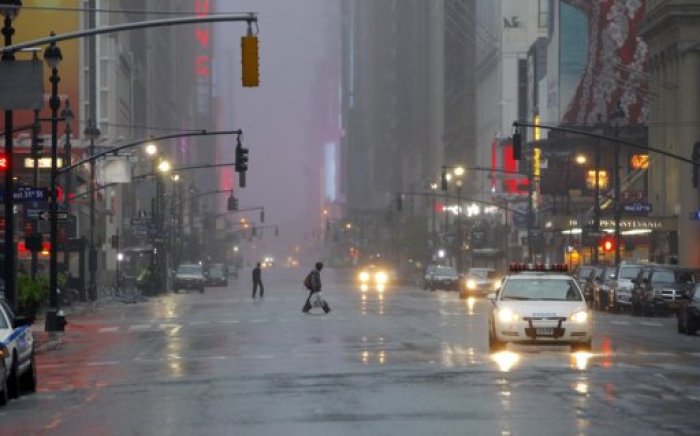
(509, 263, 569, 273)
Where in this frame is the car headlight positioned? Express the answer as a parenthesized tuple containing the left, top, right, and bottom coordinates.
(375, 271, 388, 285)
(569, 310, 589, 324)
(493, 280, 501, 290)
(497, 308, 520, 323)
(359, 271, 370, 283)
(466, 279, 476, 290)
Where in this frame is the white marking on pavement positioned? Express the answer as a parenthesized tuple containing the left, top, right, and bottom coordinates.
(159, 323, 181, 329)
(98, 327, 119, 333)
(221, 320, 240, 324)
(640, 321, 663, 327)
(86, 361, 119, 366)
(188, 321, 211, 326)
(128, 324, 151, 331)
(610, 320, 631, 325)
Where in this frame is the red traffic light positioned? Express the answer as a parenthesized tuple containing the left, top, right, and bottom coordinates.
(0, 151, 8, 171)
(601, 236, 615, 253)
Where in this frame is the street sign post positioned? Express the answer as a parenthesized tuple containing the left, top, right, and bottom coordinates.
(0, 186, 49, 203)
(623, 202, 652, 214)
(38, 210, 69, 221)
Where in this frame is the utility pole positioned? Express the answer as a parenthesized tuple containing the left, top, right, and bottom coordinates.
(2, 11, 17, 309)
(527, 144, 535, 263)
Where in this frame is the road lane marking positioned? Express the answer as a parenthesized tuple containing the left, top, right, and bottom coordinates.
(188, 321, 211, 326)
(98, 327, 119, 333)
(86, 361, 119, 366)
(128, 324, 151, 331)
(640, 321, 663, 327)
(610, 320, 631, 325)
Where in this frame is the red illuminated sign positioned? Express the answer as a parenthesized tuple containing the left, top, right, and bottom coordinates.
(195, 0, 211, 77)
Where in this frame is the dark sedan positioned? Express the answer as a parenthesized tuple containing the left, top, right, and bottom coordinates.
(678, 284, 700, 335)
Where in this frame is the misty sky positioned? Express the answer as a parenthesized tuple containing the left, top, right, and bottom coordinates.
(215, 0, 340, 261)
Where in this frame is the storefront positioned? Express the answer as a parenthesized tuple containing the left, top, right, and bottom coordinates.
(546, 215, 678, 267)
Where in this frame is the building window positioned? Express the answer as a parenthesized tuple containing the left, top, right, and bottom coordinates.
(538, 0, 549, 28)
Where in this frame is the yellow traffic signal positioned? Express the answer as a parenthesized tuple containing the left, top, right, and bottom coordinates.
(241, 35, 259, 87)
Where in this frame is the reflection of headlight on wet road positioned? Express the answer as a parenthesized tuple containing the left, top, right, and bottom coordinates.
(466, 279, 476, 290)
(570, 351, 592, 370)
(359, 271, 370, 283)
(375, 271, 388, 285)
(360, 284, 369, 292)
(492, 351, 519, 372)
(376, 283, 386, 293)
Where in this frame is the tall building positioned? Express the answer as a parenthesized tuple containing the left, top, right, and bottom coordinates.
(340, 0, 445, 260)
(642, 0, 700, 267)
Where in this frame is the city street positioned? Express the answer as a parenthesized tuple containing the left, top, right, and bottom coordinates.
(1, 268, 699, 435)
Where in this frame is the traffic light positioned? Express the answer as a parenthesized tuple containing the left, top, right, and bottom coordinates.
(227, 195, 238, 211)
(396, 193, 403, 211)
(235, 143, 249, 173)
(601, 236, 615, 253)
(441, 171, 448, 191)
(512, 131, 522, 160)
(260, 209, 265, 223)
(0, 151, 7, 172)
(241, 34, 259, 87)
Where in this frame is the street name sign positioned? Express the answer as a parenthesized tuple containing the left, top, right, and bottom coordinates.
(38, 211, 69, 221)
(0, 186, 49, 202)
(623, 202, 652, 214)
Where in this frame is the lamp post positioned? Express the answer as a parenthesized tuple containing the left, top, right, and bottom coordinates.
(610, 105, 626, 266)
(60, 100, 74, 274)
(155, 158, 171, 294)
(440, 165, 465, 272)
(83, 119, 100, 301)
(44, 33, 63, 329)
(1, 0, 21, 310)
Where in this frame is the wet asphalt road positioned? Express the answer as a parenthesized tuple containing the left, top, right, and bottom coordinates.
(2, 268, 700, 435)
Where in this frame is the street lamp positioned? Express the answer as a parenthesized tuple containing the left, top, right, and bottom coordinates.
(575, 154, 587, 165)
(145, 142, 157, 156)
(44, 33, 64, 330)
(60, 100, 74, 274)
(158, 159, 172, 173)
(83, 119, 101, 302)
(1, 0, 22, 310)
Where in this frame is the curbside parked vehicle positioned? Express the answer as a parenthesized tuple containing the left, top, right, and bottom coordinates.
(205, 263, 229, 287)
(608, 262, 646, 313)
(592, 266, 615, 311)
(630, 266, 696, 317)
(678, 284, 700, 335)
(0, 298, 36, 405)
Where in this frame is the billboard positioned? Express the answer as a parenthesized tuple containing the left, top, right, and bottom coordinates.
(554, 0, 648, 126)
(1, 0, 80, 138)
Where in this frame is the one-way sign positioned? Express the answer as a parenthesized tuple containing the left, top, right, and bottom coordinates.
(38, 210, 69, 221)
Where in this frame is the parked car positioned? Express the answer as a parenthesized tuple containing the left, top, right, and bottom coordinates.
(607, 262, 646, 313)
(461, 267, 499, 298)
(574, 265, 599, 305)
(0, 298, 36, 405)
(172, 264, 206, 294)
(426, 265, 460, 291)
(630, 266, 696, 316)
(205, 263, 228, 287)
(678, 283, 700, 335)
(592, 266, 616, 311)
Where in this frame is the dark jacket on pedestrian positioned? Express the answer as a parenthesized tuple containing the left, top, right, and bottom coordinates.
(252, 266, 262, 283)
(309, 269, 321, 293)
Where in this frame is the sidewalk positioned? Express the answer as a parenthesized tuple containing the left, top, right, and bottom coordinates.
(31, 289, 153, 354)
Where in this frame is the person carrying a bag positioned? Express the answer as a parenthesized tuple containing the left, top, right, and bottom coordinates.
(302, 262, 330, 314)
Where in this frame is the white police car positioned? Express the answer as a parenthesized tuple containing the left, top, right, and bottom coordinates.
(488, 264, 592, 352)
(0, 299, 36, 405)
